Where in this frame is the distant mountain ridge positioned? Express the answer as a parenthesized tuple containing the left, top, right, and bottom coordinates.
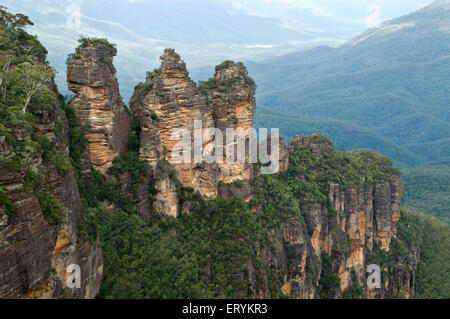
(0, 0, 356, 102)
(247, 0, 450, 168)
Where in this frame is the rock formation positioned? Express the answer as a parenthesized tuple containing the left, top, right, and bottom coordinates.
(267, 136, 408, 299)
(67, 40, 132, 173)
(130, 49, 257, 217)
(127, 49, 414, 297)
(0, 93, 103, 299)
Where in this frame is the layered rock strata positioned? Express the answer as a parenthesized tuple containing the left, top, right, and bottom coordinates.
(130, 49, 258, 217)
(0, 95, 103, 299)
(67, 41, 132, 173)
(272, 137, 408, 299)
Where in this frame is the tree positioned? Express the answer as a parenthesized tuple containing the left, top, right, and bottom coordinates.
(0, 5, 33, 30)
(12, 62, 55, 113)
(0, 53, 12, 97)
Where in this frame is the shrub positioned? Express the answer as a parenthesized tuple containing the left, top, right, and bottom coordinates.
(78, 37, 116, 50)
(66, 53, 81, 65)
(318, 254, 341, 299)
(342, 284, 365, 299)
(33, 134, 70, 175)
(36, 191, 64, 226)
(78, 208, 100, 242)
(0, 186, 17, 223)
(62, 104, 88, 173)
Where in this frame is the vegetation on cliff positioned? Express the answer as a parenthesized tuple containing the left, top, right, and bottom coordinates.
(46, 46, 450, 299)
(69, 132, 418, 299)
(0, 7, 66, 227)
(397, 209, 450, 298)
(1, 8, 105, 299)
(199, 60, 257, 94)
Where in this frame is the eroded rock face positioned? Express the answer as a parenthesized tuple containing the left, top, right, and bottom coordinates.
(67, 42, 132, 173)
(0, 90, 103, 299)
(210, 61, 256, 184)
(130, 49, 217, 201)
(130, 49, 257, 215)
(0, 191, 56, 298)
(289, 135, 336, 159)
(153, 160, 180, 219)
(272, 138, 409, 299)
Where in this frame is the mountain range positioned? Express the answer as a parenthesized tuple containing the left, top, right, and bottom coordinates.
(245, 0, 450, 168)
(1, 0, 434, 102)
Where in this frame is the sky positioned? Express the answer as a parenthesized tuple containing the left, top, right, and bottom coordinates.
(37, 0, 435, 35)
(9, 0, 435, 46)
(119, 0, 434, 29)
(228, 0, 433, 28)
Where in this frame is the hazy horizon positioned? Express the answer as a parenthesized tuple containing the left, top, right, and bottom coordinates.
(1, 0, 435, 99)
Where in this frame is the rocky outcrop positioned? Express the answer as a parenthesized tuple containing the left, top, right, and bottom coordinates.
(130, 49, 257, 215)
(209, 60, 256, 184)
(0, 188, 56, 298)
(153, 160, 180, 219)
(267, 137, 409, 299)
(0, 88, 103, 299)
(289, 135, 335, 160)
(67, 41, 132, 173)
(130, 49, 218, 201)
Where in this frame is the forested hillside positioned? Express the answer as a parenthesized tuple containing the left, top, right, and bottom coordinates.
(249, 0, 450, 168)
(397, 209, 450, 298)
(0, 6, 103, 298)
(401, 166, 450, 225)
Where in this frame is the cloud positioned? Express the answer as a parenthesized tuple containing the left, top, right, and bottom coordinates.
(230, 0, 434, 31)
(231, 0, 335, 18)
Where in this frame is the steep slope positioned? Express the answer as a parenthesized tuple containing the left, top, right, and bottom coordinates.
(94, 133, 426, 299)
(1, 6, 449, 300)
(247, 0, 450, 168)
(397, 208, 450, 299)
(88, 47, 445, 299)
(0, 9, 102, 298)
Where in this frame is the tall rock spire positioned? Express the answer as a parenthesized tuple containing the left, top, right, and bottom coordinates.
(130, 49, 258, 216)
(67, 39, 132, 173)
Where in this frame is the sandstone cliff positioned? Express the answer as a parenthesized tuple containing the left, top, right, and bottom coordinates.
(67, 39, 132, 173)
(0, 27, 103, 298)
(0, 93, 102, 299)
(130, 49, 257, 217)
(250, 136, 412, 299)
(126, 50, 416, 299)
